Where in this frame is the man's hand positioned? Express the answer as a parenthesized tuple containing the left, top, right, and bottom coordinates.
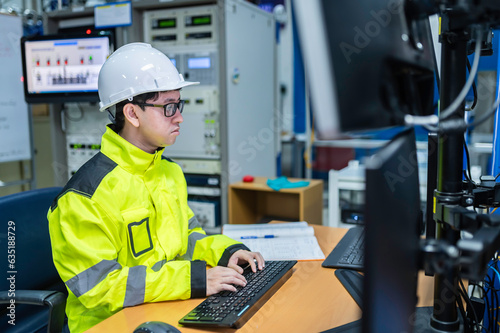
(206, 266, 246, 296)
(227, 250, 265, 274)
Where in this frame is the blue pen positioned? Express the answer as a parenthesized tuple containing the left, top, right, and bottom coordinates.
(264, 235, 276, 238)
(241, 236, 257, 239)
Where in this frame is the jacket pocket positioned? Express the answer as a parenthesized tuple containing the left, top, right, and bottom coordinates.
(123, 209, 153, 258)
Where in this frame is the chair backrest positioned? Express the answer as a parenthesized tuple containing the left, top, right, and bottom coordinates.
(0, 187, 64, 291)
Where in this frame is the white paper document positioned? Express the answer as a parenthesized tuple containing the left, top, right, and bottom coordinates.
(223, 222, 325, 261)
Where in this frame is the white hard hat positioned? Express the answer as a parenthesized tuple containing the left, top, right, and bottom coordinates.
(98, 42, 199, 112)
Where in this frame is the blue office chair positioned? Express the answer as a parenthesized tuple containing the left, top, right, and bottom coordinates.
(0, 187, 67, 333)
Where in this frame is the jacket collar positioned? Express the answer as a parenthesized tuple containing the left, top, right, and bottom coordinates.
(101, 125, 165, 174)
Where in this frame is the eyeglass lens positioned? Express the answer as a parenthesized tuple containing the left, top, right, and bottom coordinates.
(165, 100, 185, 117)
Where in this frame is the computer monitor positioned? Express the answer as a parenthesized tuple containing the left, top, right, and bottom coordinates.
(362, 127, 422, 332)
(292, 0, 436, 139)
(20, 32, 113, 104)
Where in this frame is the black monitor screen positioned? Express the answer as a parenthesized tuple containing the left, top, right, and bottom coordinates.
(293, 0, 436, 139)
(362, 128, 421, 332)
(20, 33, 112, 104)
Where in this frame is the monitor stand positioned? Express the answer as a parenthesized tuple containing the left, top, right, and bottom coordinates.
(335, 269, 363, 309)
(321, 307, 446, 333)
(322, 270, 462, 333)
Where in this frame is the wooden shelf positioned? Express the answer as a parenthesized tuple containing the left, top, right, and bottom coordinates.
(228, 177, 324, 225)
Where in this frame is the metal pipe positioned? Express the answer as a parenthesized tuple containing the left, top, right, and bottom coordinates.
(431, 13, 468, 332)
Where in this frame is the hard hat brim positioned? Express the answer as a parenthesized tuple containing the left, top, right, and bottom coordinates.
(99, 80, 200, 112)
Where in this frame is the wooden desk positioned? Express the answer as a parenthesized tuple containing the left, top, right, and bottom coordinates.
(86, 225, 434, 332)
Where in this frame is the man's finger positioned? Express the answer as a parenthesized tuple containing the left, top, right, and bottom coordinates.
(228, 262, 244, 274)
(246, 257, 257, 273)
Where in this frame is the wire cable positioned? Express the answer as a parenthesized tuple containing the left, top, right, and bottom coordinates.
(493, 260, 500, 332)
(463, 138, 474, 184)
(484, 275, 493, 332)
(485, 261, 500, 332)
(465, 58, 478, 111)
(439, 28, 483, 121)
(459, 278, 481, 332)
(453, 287, 468, 331)
(488, 263, 500, 282)
(466, 94, 500, 129)
(420, 77, 500, 134)
(405, 26, 484, 129)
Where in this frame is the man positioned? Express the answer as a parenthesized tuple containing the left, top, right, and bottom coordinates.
(48, 43, 264, 332)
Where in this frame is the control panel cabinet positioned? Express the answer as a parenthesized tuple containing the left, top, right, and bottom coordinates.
(143, 1, 276, 229)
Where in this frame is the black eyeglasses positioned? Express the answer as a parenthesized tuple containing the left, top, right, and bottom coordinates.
(135, 100, 185, 117)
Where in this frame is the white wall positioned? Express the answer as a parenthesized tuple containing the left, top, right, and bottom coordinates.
(276, 0, 294, 138)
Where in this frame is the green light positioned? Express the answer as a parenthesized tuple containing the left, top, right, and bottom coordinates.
(159, 19, 175, 28)
(193, 16, 211, 25)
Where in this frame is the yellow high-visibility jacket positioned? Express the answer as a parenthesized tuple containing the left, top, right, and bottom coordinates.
(48, 126, 247, 332)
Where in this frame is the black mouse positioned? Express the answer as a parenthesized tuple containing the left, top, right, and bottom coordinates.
(133, 321, 181, 333)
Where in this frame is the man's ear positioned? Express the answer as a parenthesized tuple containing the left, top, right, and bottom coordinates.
(123, 103, 140, 128)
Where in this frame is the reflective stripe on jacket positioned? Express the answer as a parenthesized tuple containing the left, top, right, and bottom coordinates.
(48, 126, 247, 332)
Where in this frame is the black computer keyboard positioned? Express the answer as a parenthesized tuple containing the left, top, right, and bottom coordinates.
(322, 226, 364, 271)
(179, 260, 297, 328)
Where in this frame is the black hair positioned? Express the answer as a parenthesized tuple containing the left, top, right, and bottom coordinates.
(109, 91, 160, 133)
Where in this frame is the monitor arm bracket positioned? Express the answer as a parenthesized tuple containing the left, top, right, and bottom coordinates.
(429, 191, 500, 280)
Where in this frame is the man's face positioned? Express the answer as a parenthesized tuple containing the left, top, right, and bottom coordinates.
(136, 90, 183, 151)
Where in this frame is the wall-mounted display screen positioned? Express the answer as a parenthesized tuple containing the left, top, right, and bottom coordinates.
(185, 15, 211, 27)
(153, 18, 176, 29)
(21, 32, 113, 103)
(188, 57, 211, 69)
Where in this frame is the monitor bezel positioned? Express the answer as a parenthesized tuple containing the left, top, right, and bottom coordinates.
(20, 32, 114, 104)
(362, 127, 422, 332)
(293, 0, 341, 140)
(292, 0, 436, 140)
